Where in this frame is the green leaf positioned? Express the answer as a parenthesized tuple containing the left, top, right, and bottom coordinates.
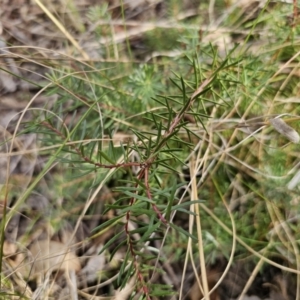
(171, 200, 206, 211)
(122, 190, 155, 204)
(169, 223, 197, 241)
(97, 150, 115, 164)
(150, 284, 176, 297)
(165, 182, 177, 221)
(98, 229, 125, 255)
(118, 250, 134, 287)
(109, 239, 127, 261)
(140, 217, 161, 243)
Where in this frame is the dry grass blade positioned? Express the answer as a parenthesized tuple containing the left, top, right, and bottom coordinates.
(33, 0, 89, 60)
(190, 155, 210, 299)
(270, 117, 300, 143)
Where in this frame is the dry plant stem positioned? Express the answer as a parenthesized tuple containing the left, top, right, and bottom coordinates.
(95, 20, 251, 46)
(180, 110, 221, 300)
(274, 62, 300, 101)
(215, 49, 300, 175)
(179, 151, 236, 299)
(190, 156, 210, 299)
(179, 128, 209, 299)
(200, 200, 300, 274)
(208, 131, 298, 180)
(179, 188, 203, 300)
(265, 199, 300, 300)
(182, 128, 212, 299)
(66, 270, 78, 300)
(267, 202, 295, 255)
(238, 256, 264, 300)
(196, 104, 218, 185)
(33, 0, 89, 60)
(293, 0, 298, 29)
(258, 52, 300, 162)
(208, 0, 215, 24)
(184, 107, 216, 297)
